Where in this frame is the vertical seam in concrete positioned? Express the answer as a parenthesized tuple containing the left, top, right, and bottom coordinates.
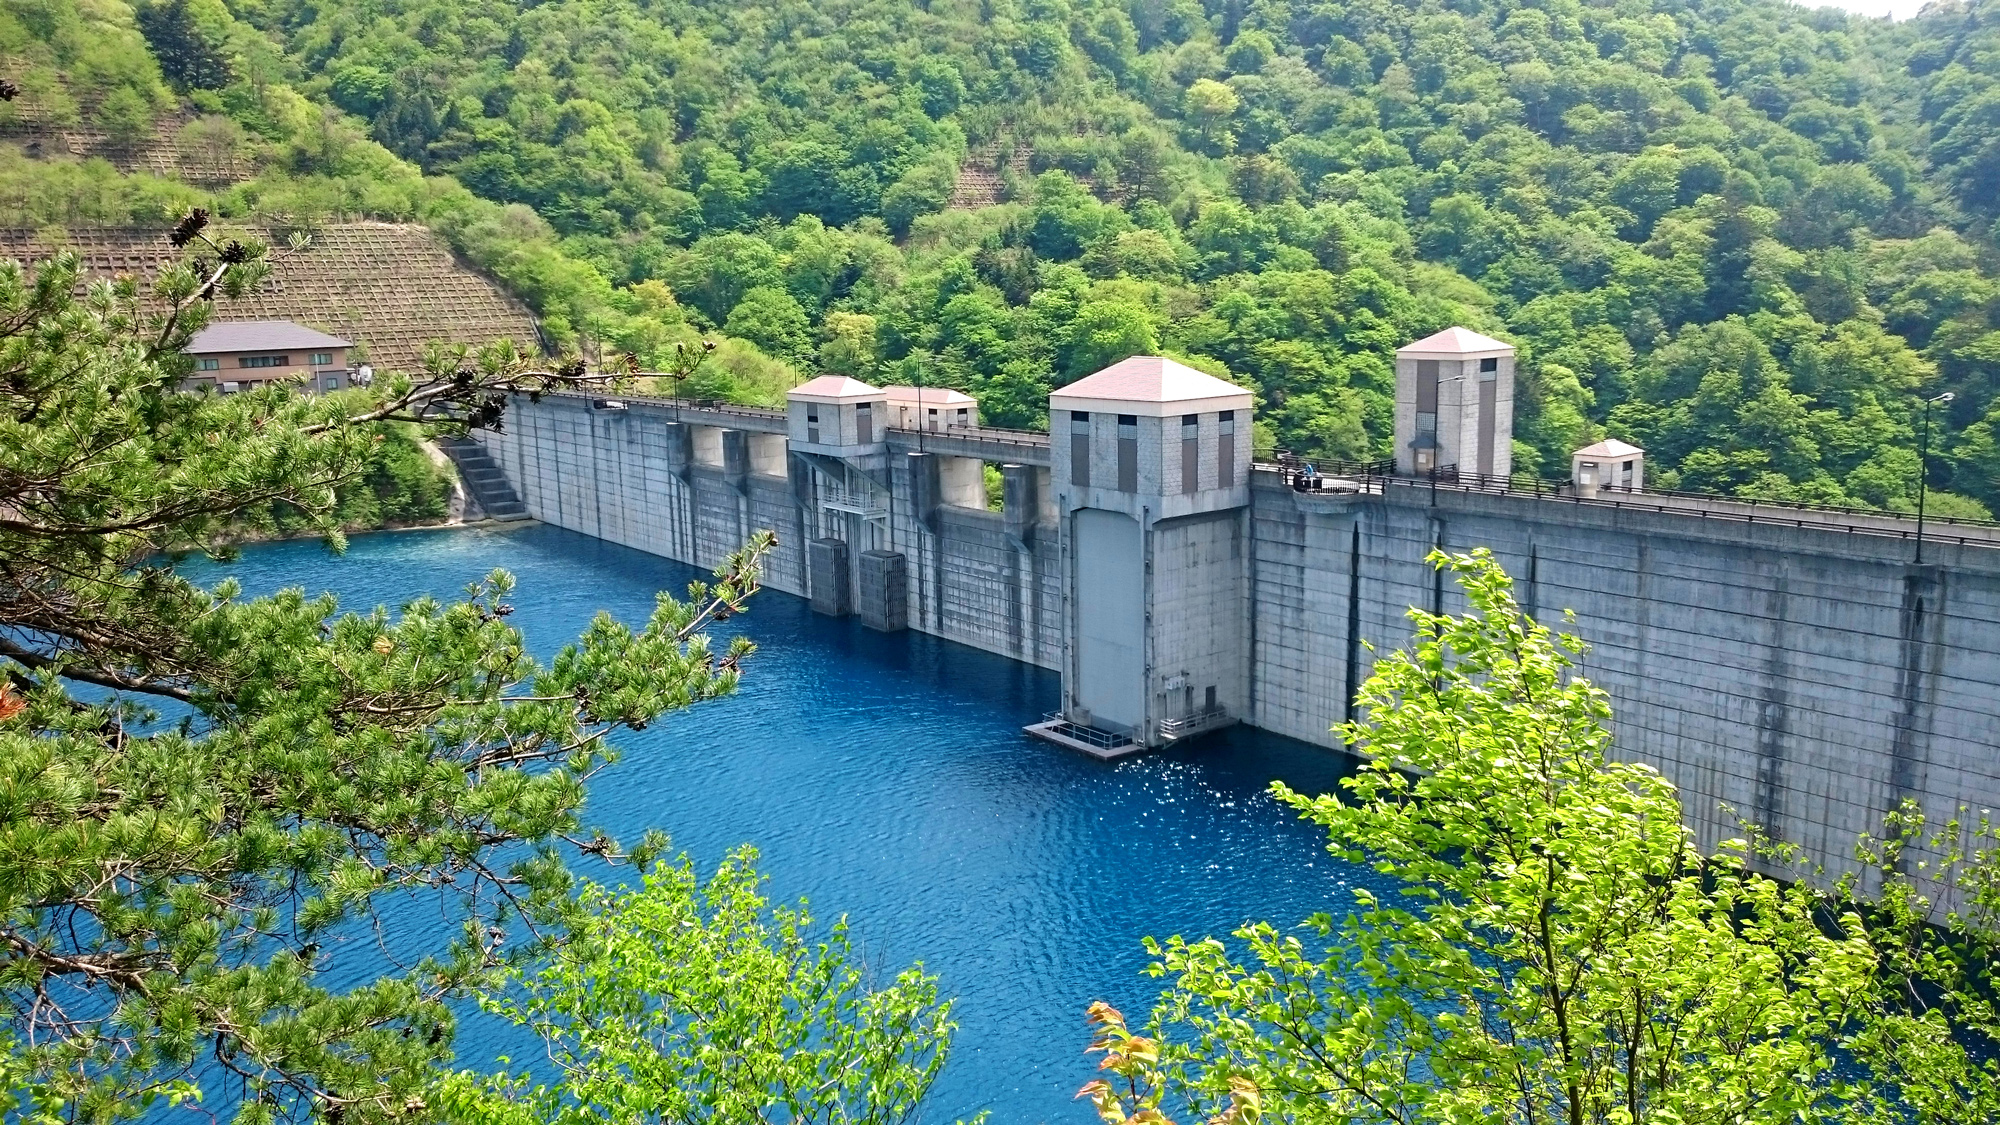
(1343, 518, 1363, 726)
(1008, 539, 1026, 660)
(1524, 542, 1539, 623)
(1142, 506, 1154, 741)
(1888, 568, 1941, 819)
(932, 518, 945, 633)
(1751, 561, 1791, 840)
(1246, 505, 1260, 725)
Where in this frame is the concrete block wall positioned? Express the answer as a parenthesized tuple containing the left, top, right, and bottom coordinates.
(1148, 510, 1251, 725)
(1247, 469, 2000, 889)
(480, 395, 1060, 668)
(478, 397, 809, 596)
(809, 538, 852, 616)
(857, 550, 908, 632)
(890, 451, 1062, 670)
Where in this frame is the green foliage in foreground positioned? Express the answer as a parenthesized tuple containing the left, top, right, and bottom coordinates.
(436, 848, 959, 1125)
(238, 420, 456, 536)
(1082, 550, 2000, 1125)
(0, 235, 954, 1124)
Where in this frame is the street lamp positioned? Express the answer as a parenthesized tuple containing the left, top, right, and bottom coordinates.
(1916, 390, 1954, 565)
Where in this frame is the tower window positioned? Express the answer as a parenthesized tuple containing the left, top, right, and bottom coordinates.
(1116, 415, 1138, 492)
(1218, 410, 1236, 488)
(1070, 411, 1091, 488)
(1181, 414, 1199, 494)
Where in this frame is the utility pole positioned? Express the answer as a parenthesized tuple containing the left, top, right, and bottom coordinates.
(1916, 390, 1954, 565)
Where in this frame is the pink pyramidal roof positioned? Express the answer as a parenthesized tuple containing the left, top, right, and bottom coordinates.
(1397, 326, 1514, 355)
(788, 375, 883, 400)
(1574, 439, 1644, 458)
(881, 385, 976, 405)
(1050, 355, 1250, 403)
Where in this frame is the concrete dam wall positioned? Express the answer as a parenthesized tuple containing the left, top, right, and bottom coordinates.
(477, 379, 2000, 886)
(1248, 476, 2000, 874)
(479, 392, 1064, 670)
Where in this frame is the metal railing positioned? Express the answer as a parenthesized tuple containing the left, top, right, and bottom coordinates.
(1255, 451, 1397, 494)
(1401, 466, 2000, 548)
(888, 423, 1051, 451)
(819, 485, 889, 520)
(543, 389, 788, 424)
(1038, 711, 1134, 750)
(1158, 706, 1230, 741)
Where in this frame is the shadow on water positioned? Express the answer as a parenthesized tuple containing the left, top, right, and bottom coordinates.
(176, 524, 1385, 1124)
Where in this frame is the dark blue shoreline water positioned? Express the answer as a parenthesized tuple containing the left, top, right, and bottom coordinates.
(181, 524, 1385, 1123)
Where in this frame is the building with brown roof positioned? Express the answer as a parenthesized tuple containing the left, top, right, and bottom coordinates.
(184, 320, 352, 393)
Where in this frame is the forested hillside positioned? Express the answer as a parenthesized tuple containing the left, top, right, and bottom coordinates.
(3, 0, 1998, 512)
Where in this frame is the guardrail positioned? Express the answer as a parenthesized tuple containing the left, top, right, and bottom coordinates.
(1398, 466, 2000, 549)
(1158, 706, 1230, 741)
(819, 485, 889, 520)
(889, 423, 1051, 451)
(1038, 711, 1133, 750)
(540, 389, 787, 424)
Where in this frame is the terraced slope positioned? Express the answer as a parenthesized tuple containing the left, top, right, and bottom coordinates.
(0, 223, 542, 372)
(0, 102, 251, 187)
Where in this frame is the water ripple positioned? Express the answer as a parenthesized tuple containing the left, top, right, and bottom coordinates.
(182, 524, 1388, 1124)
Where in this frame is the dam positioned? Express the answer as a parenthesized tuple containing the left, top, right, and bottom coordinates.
(470, 329, 2000, 883)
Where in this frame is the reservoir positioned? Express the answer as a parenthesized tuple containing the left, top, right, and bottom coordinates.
(187, 524, 1385, 1123)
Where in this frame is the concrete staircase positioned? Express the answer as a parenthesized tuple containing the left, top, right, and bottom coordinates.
(436, 435, 529, 521)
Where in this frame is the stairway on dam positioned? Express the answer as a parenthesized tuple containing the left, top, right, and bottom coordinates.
(436, 434, 529, 520)
(469, 332, 2000, 895)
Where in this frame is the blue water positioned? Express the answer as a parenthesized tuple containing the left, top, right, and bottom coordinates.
(182, 524, 1382, 1123)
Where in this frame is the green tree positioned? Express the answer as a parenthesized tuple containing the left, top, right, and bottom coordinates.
(436, 848, 958, 1125)
(135, 0, 231, 92)
(1062, 299, 1158, 379)
(723, 285, 813, 365)
(1082, 551, 1877, 1125)
(0, 235, 789, 1122)
(1182, 79, 1240, 154)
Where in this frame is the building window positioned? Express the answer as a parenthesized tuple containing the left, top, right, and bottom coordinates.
(1480, 356, 1499, 374)
(1070, 411, 1091, 488)
(1181, 414, 1199, 495)
(1416, 411, 1437, 434)
(196, 357, 220, 371)
(1218, 410, 1236, 488)
(309, 352, 333, 366)
(239, 355, 289, 369)
(807, 403, 820, 444)
(1117, 414, 1138, 492)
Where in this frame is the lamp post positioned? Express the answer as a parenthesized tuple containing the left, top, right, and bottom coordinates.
(1915, 390, 1954, 565)
(914, 364, 927, 455)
